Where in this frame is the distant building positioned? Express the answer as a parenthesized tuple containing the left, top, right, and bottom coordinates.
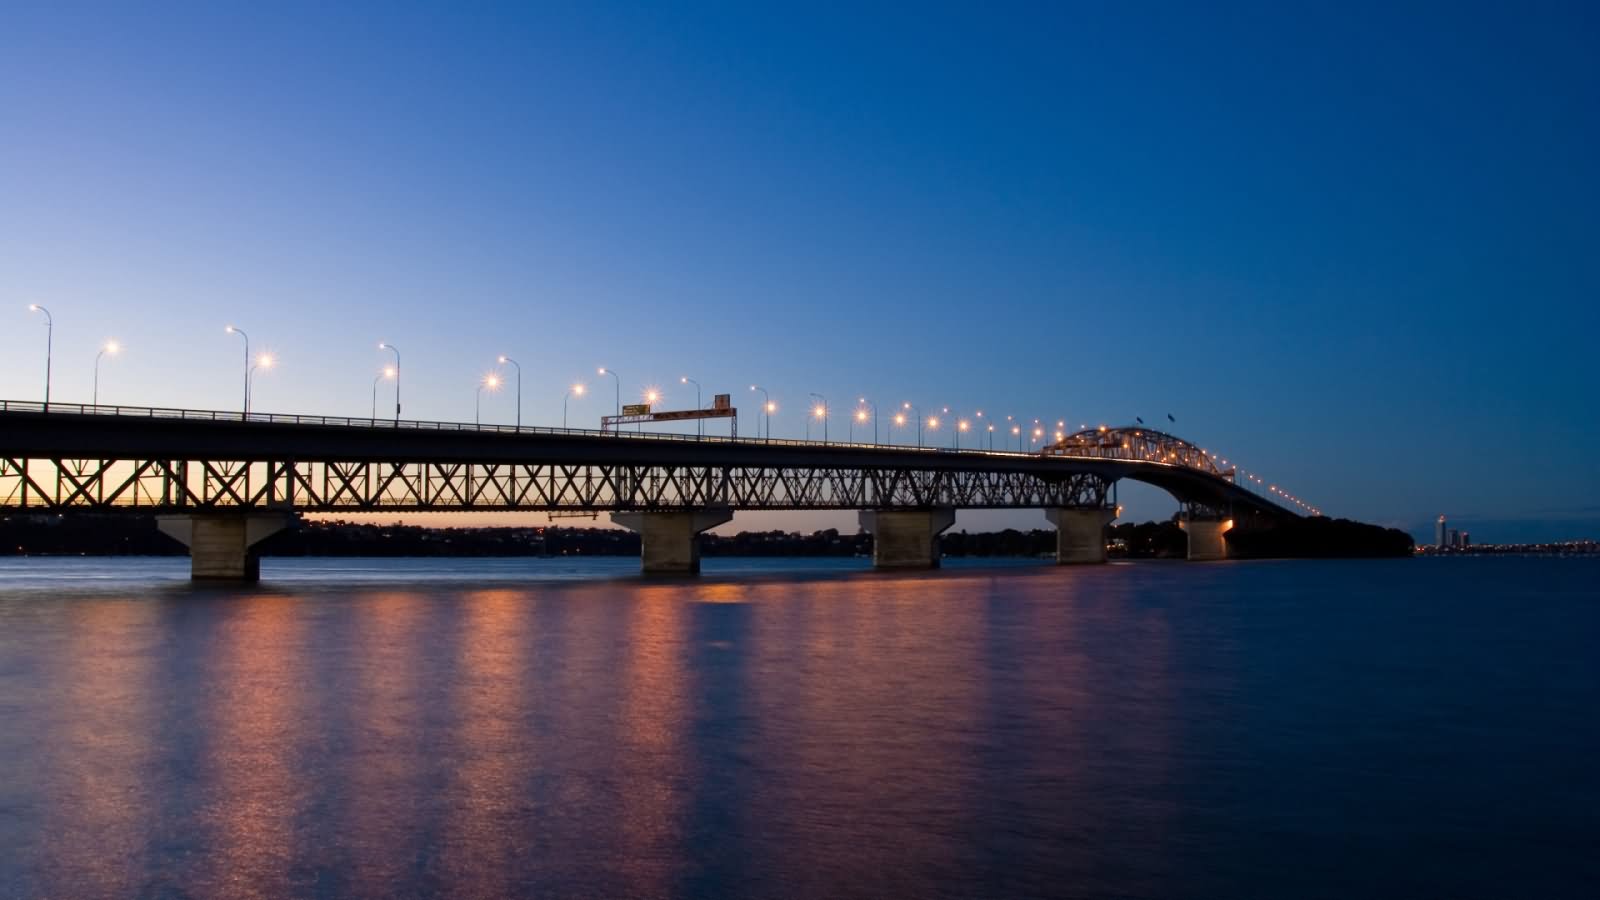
(1436, 515, 1447, 548)
(1461, 532, 1471, 548)
(1449, 529, 1461, 547)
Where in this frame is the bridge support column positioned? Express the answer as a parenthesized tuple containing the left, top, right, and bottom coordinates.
(859, 508, 955, 569)
(1047, 508, 1117, 564)
(1180, 518, 1234, 561)
(156, 513, 292, 582)
(611, 508, 733, 575)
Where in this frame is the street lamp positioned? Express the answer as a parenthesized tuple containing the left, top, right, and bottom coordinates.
(957, 418, 970, 450)
(93, 340, 119, 407)
(476, 373, 501, 425)
(564, 382, 585, 429)
(986, 423, 995, 450)
(497, 355, 522, 429)
(377, 342, 401, 423)
(748, 384, 774, 438)
(1011, 424, 1022, 451)
(680, 376, 703, 436)
(27, 305, 53, 410)
(248, 353, 274, 414)
(641, 387, 661, 432)
(372, 366, 395, 423)
(857, 397, 878, 444)
(226, 325, 249, 415)
(902, 402, 922, 447)
(598, 367, 620, 417)
(809, 393, 828, 443)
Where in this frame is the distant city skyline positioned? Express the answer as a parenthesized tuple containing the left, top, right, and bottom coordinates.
(3, 3, 1596, 542)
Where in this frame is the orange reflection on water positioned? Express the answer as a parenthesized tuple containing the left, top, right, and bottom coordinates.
(435, 588, 532, 894)
(616, 584, 691, 894)
(744, 572, 988, 891)
(39, 599, 157, 898)
(342, 590, 431, 892)
(193, 594, 308, 900)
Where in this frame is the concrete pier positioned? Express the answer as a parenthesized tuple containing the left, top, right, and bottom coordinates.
(1180, 518, 1234, 561)
(611, 508, 734, 574)
(157, 513, 292, 582)
(1047, 508, 1117, 564)
(858, 508, 955, 569)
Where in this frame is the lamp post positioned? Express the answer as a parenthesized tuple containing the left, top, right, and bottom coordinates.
(564, 383, 585, 429)
(93, 340, 119, 407)
(957, 418, 970, 450)
(476, 374, 501, 425)
(642, 388, 660, 432)
(749, 385, 771, 441)
(598, 367, 619, 417)
(809, 393, 828, 444)
(378, 342, 401, 423)
(497, 355, 522, 429)
(26, 305, 53, 410)
(986, 423, 995, 450)
(1011, 424, 1022, 451)
(903, 402, 922, 447)
(372, 366, 395, 423)
(247, 353, 274, 414)
(226, 325, 249, 415)
(857, 397, 877, 444)
(680, 376, 702, 436)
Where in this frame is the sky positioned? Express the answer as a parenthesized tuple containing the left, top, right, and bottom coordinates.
(2, 1, 1597, 542)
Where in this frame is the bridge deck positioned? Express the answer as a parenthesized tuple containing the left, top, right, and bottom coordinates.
(0, 401, 1297, 517)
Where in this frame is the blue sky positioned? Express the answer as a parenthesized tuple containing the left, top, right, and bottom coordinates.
(3, 2, 1597, 541)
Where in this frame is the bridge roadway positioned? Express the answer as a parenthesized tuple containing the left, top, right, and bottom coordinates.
(0, 401, 1298, 579)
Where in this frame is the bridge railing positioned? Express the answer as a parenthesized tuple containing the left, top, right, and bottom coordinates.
(0, 398, 1033, 456)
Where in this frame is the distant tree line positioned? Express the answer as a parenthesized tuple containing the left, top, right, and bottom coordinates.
(1, 512, 1412, 559)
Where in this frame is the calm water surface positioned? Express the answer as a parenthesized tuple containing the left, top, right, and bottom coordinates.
(1, 556, 1596, 899)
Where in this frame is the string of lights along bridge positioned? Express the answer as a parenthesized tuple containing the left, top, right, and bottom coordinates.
(11, 306, 1323, 519)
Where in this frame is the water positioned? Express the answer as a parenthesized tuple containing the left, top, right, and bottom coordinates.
(1, 556, 1595, 899)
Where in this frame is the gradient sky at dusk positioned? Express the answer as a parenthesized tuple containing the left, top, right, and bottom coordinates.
(3, 2, 1597, 540)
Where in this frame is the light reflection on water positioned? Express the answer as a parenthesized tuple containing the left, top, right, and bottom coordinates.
(1, 557, 1597, 898)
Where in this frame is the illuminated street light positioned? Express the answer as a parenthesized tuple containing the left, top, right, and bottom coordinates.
(226, 325, 250, 415)
(27, 304, 54, 410)
(497, 355, 523, 429)
(372, 366, 395, 423)
(749, 385, 772, 441)
(247, 353, 275, 414)
(93, 340, 120, 407)
(681, 376, 703, 436)
(856, 397, 878, 444)
(377, 342, 401, 423)
(903, 402, 922, 447)
(476, 373, 501, 425)
(808, 392, 828, 444)
(598, 367, 620, 417)
(564, 382, 585, 429)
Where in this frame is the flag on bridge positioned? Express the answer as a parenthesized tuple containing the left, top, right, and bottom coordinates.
(1135, 416, 1144, 424)
(1167, 413, 1176, 423)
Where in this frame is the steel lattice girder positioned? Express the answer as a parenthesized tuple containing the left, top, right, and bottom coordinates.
(0, 457, 1116, 512)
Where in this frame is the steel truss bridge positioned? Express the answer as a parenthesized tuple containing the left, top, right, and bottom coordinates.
(0, 402, 1297, 522)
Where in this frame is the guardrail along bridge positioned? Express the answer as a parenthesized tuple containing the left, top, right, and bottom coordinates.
(0, 401, 1301, 580)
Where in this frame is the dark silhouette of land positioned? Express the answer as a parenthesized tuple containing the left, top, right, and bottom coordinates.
(2, 513, 1413, 559)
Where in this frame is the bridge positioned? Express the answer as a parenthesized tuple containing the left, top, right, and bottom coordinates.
(0, 400, 1301, 580)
